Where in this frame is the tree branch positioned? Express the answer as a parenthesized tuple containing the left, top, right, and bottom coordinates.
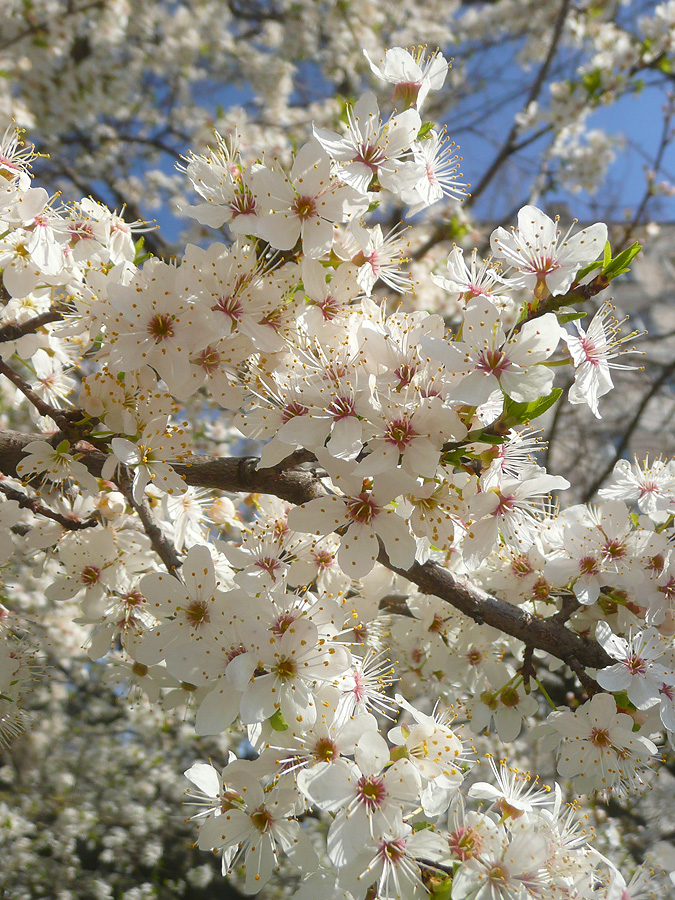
(0, 428, 614, 673)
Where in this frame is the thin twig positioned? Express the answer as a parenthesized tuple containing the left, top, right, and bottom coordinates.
(0, 481, 99, 530)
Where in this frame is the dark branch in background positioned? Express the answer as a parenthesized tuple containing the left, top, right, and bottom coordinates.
(0, 1, 104, 52)
(618, 94, 675, 250)
(412, 0, 570, 262)
(582, 356, 675, 501)
(0, 429, 613, 673)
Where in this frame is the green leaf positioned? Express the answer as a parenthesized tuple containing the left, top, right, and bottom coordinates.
(581, 69, 603, 97)
(56, 439, 70, 454)
(574, 258, 604, 282)
(603, 240, 612, 269)
(501, 388, 563, 428)
(602, 241, 641, 281)
(269, 709, 289, 731)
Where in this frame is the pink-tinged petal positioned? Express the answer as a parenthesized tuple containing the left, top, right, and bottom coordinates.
(195, 687, 241, 735)
(338, 523, 379, 577)
(296, 758, 356, 810)
(181, 545, 216, 599)
(301, 216, 335, 259)
(184, 761, 220, 798)
(326, 415, 363, 460)
(376, 510, 415, 569)
(198, 807, 251, 851)
(287, 496, 347, 535)
(256, 211, 301, 250)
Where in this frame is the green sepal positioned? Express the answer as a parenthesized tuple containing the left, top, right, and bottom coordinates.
(430, 875, 454, 899)
(556, 310, 587, 324)
(417, 121, 435, 140)
(56, 438, 71, 454)
(269, 709, 289, 731)
(465, 430, 507, 445)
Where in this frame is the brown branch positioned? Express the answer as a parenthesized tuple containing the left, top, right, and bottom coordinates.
(0, 309, 64, 344)
(0, 481, 98, 530)
(116, 473, 183, 574)
(0, 428, 613, 671)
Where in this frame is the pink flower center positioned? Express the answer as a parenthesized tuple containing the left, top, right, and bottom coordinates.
(326, 395, 355, 420)
(603, 538, 627, 561)
(625, 654, 647, 676)
(292, 195, 316, 220)
(394, 363, 417, 387)
(147, 313, 175, 342)
(579, 555, 599, 575)
(255, 556, 282, 580)
(212, 293, 243, 323)
(475, 348, 511, 377)
(385, 416, 416, 450)
(447, 825, 482, 860)
(195, 346, 223, 373)
(281, 400, 308, 424)
(230, 189, 257, 218)
(313, 737, 339, 763)
(184, 600, 210, 627)
(250, 805, 273, 833)
(510, 555, 533, 577)
(379, 836, 407, 864)
(346, 493, 379, 525)
(354, 142, 386, 173)
(590, 727, 612, 748)
(355, 774, 387, 812)
(80, 565, 101, 586)
(271, 613, 296, 636)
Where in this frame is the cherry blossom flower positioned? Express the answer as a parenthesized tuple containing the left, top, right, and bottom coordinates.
(563, 301, 639, 418)
(251, 141, 366, 258)
(595, 623, 672, 709)
(546, 692, 657, 793)
(313, 93, 424, 197)
(490, 205, 607, 299)
(363, 46, 450, 110)
(287, 464, 417, 578)
(422, 298, 563, 406)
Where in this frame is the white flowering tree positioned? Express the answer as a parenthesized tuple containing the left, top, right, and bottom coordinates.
(2, 3, 675, 900)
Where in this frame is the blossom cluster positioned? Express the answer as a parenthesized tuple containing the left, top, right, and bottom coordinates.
(0, 41, 671, 900)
